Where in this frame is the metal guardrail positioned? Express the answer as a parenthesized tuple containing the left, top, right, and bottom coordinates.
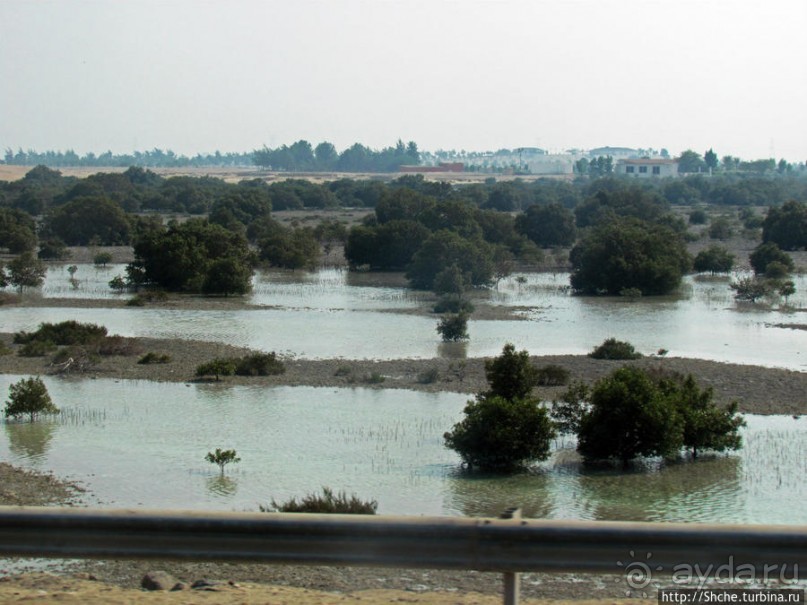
(1, 507, 806, 604)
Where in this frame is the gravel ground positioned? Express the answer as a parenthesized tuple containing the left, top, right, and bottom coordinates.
(1, 333, 805, 415)
(0, 462, 85, 507)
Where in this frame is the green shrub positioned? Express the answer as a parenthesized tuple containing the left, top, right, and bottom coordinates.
(551, 381, 589, 435)
(363, 372, 385, 384)
(196, 353, 286, 379)
(13, 321, 107, 346)
(444, 395, 556, 471)
(334, 366, 352, 377)
(138, 352, 172, 364)
(619, 287, 642, 300)
(263, 487, 378, 515)
(0, 341, 11, 356)
(4, 376, 59, 422)
(743, 215, 764, 230)
(484, 344, 538, 401)
(109, 275, 128, 291)
(18, 340, 56, 357)
(195, 358, 237, 381)
(730, 276, 773, 302)
(750, 242, 794, 276)
(205, 448, 241, 475)
(234, 352, 285, 376)
(535, 364, 570, 386)
(93, 252, 113, 267)
(693, 245, 735, 274)
(588, 338, 642, 360)
(576, 367, 745, 463)
(416, 367, 440, 384)
(764, 261, 790, 279)
(436, 312, 469, 342)
(708, 217, 733, 240)
(688, 209, 708, 225)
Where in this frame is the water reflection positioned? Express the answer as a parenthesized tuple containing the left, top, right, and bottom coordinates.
(206, 475, 238, 497)
(574, 455, 743, 523)
(443, 450, 744, 522)
(4, 420, 57, 463)
(444, 469, 554, 519)
(437, 341, 468, 359)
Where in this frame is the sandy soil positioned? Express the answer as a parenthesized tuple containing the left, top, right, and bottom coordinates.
(0, 164, 563, 185)
(0, 463, 84, 507)
(0, 573, 655, 605)
(1, 333, 805, 415)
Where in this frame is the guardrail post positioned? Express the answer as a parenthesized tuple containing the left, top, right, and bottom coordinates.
(500, 507, 522, 605)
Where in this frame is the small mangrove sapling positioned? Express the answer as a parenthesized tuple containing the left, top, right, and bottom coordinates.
(205, 448, 241, 475)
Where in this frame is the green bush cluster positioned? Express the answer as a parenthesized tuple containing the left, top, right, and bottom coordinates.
(205, 448, 241, 475)
(13, 322, 140, 365)
(693, 245, 735, 274)
(14, 320, 108, 347)
(436, 313, 469, 342)
(262, 487, 378, 515)
(138, 352, 172, 364)
(196, 352, 286, 380)
(362, 372, 386, 384)
(234, 352, 286, 376)
(416, 367, 440, 384)
(535, 364, 570, 386)
(554, 367, 745, 464)
(588, 338, 642, 360)
(4, 376, 60, 422)
(444, 344, 556, 472)
(18, 340, 57, 357)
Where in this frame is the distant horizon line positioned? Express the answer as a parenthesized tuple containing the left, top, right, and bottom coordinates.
(2, 142, 798, 163)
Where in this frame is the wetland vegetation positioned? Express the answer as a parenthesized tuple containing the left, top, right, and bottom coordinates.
(1, 164, 806, 524)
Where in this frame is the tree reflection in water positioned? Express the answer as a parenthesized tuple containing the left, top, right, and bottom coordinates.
(5, 420, 57, 463)
(206, 475, 238, 497)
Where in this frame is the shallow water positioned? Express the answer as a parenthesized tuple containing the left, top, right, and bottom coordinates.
(1, 377, 804, 524)
(4, 267, 806, 368)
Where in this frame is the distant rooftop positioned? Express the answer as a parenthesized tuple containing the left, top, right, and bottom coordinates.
(617, 158, 678, 164)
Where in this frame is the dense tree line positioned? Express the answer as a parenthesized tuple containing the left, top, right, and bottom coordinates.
(344, 188, 544, 290)
(2, 165, 806, 299)
(2, 166, 805, 222)
(570, 217, 692, 295)
(252, 139, 420, 173)
(3, 139, 420, 173)
(3, 148, 252, 168)
(126, 219, 254, 295)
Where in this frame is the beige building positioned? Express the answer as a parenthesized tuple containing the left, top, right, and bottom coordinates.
(615, 158, 679, 178)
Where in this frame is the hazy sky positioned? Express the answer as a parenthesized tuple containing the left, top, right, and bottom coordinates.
(2, 0, 805, 161)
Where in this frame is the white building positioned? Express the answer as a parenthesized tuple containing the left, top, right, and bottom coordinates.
(615, 158, 679, 178)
